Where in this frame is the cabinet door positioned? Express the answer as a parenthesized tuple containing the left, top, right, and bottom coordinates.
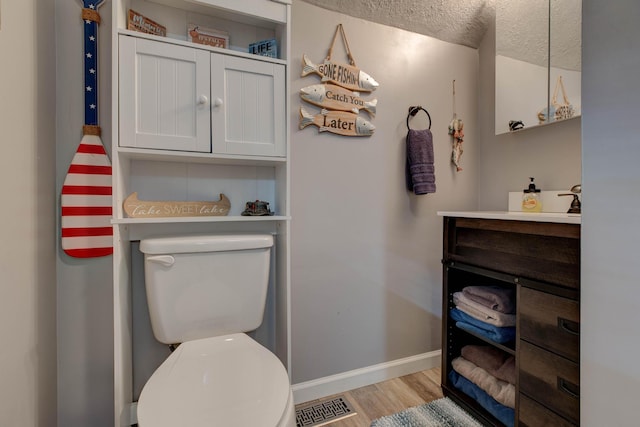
(119, 36, 211, 152)
(211, 54, 285, 157)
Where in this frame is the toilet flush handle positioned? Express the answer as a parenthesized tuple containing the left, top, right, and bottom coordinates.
(146, 255, 175, 267)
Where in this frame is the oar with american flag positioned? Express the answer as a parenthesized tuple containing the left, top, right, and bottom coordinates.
(61, 0, 113, 258)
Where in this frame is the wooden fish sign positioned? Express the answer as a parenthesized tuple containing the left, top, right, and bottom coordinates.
(300, 83, 377, 117)
(124, 192, 230, 218)
(299, 107, 375, 137)
(301, 54, 379, 93)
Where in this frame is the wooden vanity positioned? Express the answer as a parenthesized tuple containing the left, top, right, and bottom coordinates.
(438, 212, 580, 426)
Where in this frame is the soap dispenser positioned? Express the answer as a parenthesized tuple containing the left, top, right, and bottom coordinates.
(522, 177, 542, 212)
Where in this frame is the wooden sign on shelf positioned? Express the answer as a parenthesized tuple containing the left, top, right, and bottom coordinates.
(249, 38, 278, 58)
(123, 192, 230, 218)
(188, 24, 228, 49)
(127, 9, 166, 37)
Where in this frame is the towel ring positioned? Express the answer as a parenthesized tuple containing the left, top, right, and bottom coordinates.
(407, 106, 432, 130)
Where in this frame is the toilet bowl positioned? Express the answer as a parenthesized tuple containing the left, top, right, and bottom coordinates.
(137, 234, 295, 427)
(137, 333, 295, 427)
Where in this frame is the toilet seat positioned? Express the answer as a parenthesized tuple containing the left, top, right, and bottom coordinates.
(137, 333, 293, 427)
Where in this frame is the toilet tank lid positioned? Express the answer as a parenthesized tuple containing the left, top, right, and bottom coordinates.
(140, 234, 273, 254)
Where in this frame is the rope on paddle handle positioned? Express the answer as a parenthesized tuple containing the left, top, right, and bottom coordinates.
(83, 125, 101, 136)
(82, 8, 101, 24)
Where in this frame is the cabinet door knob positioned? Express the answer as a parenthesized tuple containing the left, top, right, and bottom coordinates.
(214, 97, 224, 107)
(197, 95, 209, 106)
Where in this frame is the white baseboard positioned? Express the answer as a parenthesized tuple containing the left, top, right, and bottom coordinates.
(291, 349, 441, 404)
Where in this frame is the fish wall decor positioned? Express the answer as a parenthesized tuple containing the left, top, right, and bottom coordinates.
(301, 54, 379, 93)
(299, 107, 375, 137)
(300, 83, 377, 117)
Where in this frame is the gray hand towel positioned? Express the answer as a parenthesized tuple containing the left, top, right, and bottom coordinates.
(406, 128, 436, 195)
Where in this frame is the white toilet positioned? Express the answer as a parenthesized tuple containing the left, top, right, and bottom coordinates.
(137, 234, 296, 427)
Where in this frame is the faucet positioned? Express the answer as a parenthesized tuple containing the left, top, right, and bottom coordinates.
(558, 184, 581, 214)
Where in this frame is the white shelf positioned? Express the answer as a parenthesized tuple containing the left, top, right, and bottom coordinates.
(117, 29, 288, 65)
(112, 215, 290, 225)
(117, 146, 286, 166)
(142, 0, 290, 26)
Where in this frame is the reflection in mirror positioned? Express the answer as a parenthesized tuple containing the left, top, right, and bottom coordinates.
(495, 0, 581, 135)
(496, 0, 548, 135)
(549, 0, 581, 122)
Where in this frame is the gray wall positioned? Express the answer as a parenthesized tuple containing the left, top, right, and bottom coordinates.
(55, 0, 114, 426)
(48, 0, 639, 425)
(290, 2, 479, 383)
(478, 16, 582, 210)
(581, 1, 640, 424)
(0, 0, 57, 425)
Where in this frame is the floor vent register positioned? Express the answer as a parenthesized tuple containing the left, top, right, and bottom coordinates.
(295, 395, 357, 427)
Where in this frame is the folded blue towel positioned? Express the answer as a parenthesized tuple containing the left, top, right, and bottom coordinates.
(450, 308, 515, 344)
(448, 370, 515, 427)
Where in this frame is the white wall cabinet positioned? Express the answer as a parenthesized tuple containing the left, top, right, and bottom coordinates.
(110, 1, 291, 425)
(211, 54, 286, 156)
(119, 36, 286, 157)
(119, 36, 212, 153)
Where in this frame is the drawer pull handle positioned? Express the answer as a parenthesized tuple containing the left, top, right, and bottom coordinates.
(558, 317, 580, 336)
(557, 377, 580, 399)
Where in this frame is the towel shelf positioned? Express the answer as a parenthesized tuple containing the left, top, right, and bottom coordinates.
(441, 216, 581, 427)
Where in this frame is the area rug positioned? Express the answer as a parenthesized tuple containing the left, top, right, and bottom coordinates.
(370, 397, 483, 427)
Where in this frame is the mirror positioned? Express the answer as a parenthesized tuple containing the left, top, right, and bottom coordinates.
(495, 0, 581, 135)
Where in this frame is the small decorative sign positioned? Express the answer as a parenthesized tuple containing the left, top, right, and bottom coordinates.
(127, 9, 166, 37)
(300, 83, 377, 117)
(299, 107, 375, 137)
(123, 192, 230, 218)
(299, 24, 378, 138)
(301, 54, 378, 93)
(188, 24, 228, 49)
(249, 38, 278, 58)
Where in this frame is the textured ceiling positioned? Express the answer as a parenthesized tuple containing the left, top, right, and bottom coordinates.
(498, 0, 581, 70)
(298, 0, 581, 71)
(299, 0, 496, 49)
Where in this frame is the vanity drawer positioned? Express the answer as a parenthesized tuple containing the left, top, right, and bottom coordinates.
(519, 341, 579, 424)
(443, 218, 580, 289)
(519, 286, 579, 362)
(519, 394, 577, 427)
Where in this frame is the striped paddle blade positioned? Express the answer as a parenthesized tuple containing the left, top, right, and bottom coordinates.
(61, 134, 113, 257)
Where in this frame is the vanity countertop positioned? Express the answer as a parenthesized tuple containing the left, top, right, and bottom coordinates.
(437, 211, 581, 224)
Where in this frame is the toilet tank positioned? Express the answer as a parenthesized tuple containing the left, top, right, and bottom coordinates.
(139, 234, 273, 344)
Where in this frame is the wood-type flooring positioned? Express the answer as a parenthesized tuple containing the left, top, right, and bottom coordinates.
(295, 367, 443, 426)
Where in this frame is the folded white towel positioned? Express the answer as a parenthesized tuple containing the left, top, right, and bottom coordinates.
(453, 292, 516, 327)
(452, 356, 515, 409)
